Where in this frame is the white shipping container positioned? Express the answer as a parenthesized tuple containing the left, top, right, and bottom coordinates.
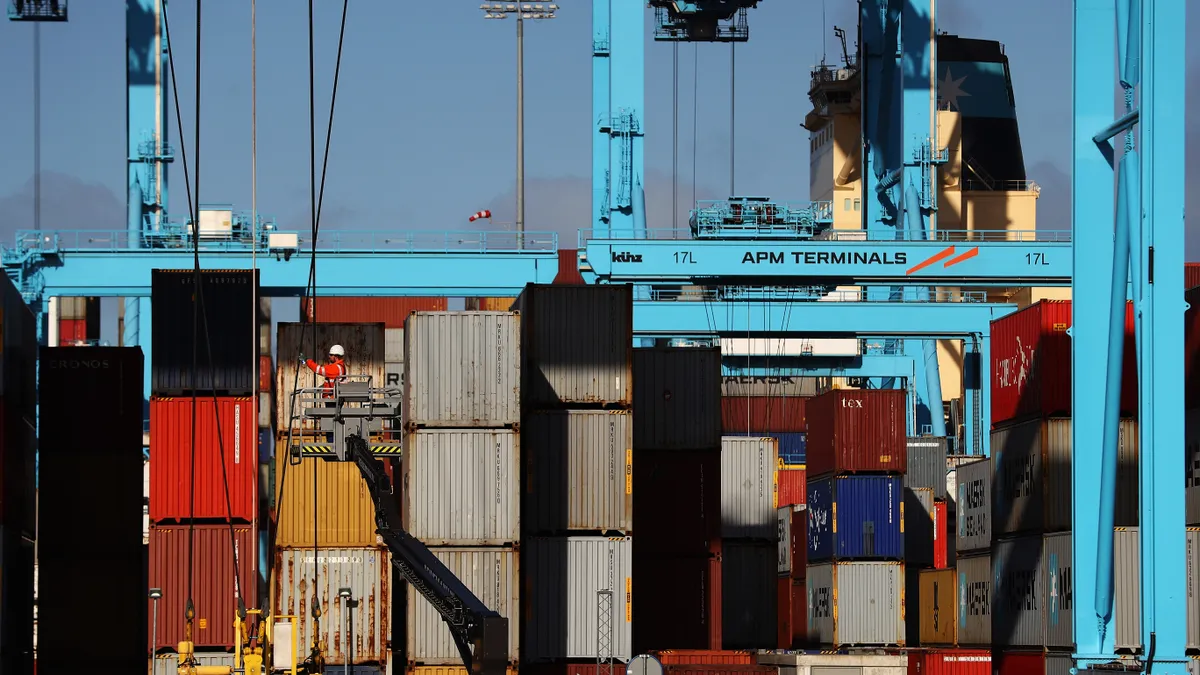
(632, 347, 722, 451)
(955, 458, 992, 553)
(384, 328, 404, 363)
(777, 505, 798, 575)
(805, 561, 904, 647)
(524, 536, 632, 662)
(406, 547, 519, 665)
(258, 391, 272, 429)
(721, 436, 779, 539)
(276, 322, 386, 434)
(403, 312, 520, 428)
(524, 410, 632, 534)
(1114, 527, 1141, 652)
(402, 430, 519, 545)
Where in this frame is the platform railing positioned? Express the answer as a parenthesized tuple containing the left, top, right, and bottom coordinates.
(649, 286, 992, 304)
(579, 227, 1071, 245)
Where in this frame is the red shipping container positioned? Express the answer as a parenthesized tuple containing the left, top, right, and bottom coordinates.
(632, 552, 722, 653)
(991, 299, 1137, 424)
(651, 651, 753, 665)
(991, 652, 1070, 675)
(908, 650, 992, 675)
(634, 448, 721, 556)
(148, 523, 258, 650)
(804, 389, 906, 477)
(1187, 287, 1200, 411)
(933, 499, 949, 569)
(258, 355, 272, 393)
(150, 397, 259, 523)
(663, 668, 774, 675)
(787, 508, 807, 579)
(776, 577, 806, 648)
(300, 296, 447, 328)
(553, 248, 585, 285)
(57, 319, 87, 344)
(776, 467, 806, 507)
(721, 397, 807, 433)
(1186, 262, 1200, 290)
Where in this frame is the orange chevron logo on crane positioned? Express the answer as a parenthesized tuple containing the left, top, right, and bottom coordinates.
(906, 245, 980, 276)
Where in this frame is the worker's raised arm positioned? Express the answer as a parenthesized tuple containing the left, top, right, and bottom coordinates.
(303, 358, 327, 376)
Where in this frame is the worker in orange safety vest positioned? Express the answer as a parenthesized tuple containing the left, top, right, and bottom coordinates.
(301, 344, 348, 399)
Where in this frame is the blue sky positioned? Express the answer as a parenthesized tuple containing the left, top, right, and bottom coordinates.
(0, 1, 1197, 341)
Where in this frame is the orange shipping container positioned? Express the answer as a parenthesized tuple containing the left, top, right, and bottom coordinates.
(467, 297, 516, 311)
(919, 568, 958, 645)
(409, 668, 518, 675)
(650, 651, 753, 665)
(301, 297, 448, 328)
(273, 447, 389, 547)
(776, 467, 806, 507)
(259, 355, 272, 392)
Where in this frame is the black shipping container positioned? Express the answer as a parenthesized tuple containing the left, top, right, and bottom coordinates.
(1, 274, 38, 423)
(0, 527, 34, 674)
(904, 436, 948, 499)
(151, 269, 259, 395)
(0, 408, 36, 536)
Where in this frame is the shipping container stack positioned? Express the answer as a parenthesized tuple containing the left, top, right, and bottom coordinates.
(52, 296, 100, 345)
(802, 388, 906, 648)
(1186, 282, 1200, 659)
(514, 284, 636, 670)
(273, 320, 393, 670)
(146, 269, 261, 656)
(902, 435, 949, 648)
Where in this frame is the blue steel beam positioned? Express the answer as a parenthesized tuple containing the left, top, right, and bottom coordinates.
(592, 1, 645, 239)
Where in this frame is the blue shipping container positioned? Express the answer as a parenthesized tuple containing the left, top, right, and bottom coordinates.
(729, 431, 806, 465)
(806, 475, 904, 561)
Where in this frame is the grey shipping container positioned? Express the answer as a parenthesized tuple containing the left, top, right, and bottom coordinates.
(154, 653, 236, 675)
(992, 535, 1044, 648)
(1187, 409, 1200, 525)
(905, 437, 948, 499)
(1046, 654, 1075, 675)
(276, 322, 386, 434)
(721, 374, 819, 398)
(1042, 531, 1074, 649)
(632, 347, 722, 451)
(513, 284, 633, 408)
(1189, 528, 1200, 651)
(993, 417, 1139, 535)
(722, 540, 778, 649)
(905, 487, 934, 568)
(805, 561, 905, 647)
(403, 312, 521, 428)
(402, 430, 519, 545)
(955, 458, 992, 553)
(720, 436, 780, 539)
(1114, 527, 1141, 652)
(523, 536, 632, 662)
(524, 410, 632, 534)
(274, 546, 391, 665)
(406, 547, 519, 665)
(955, 552, 992, 646)
(384, 328, 405, 362)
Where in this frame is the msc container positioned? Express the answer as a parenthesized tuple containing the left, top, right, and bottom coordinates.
(1, 276, 37, 418)
(1188, 408, 1200, 525)
(721, 540, 777, 649)
(805, 561, 904, 647)
(720, 397, 807, 433)
(274, 451, 385, 548)
(906, 436, 949, 498)
(633, 347, 721, 451)
(955, 552, 992, 646)
(151, 269, 259, 395)
(275, 322, 386, 434)
(991, 535, 1044, 648)
(907, 650, 993, 675)
(720, 436, 779, 539)
(955, 458, 992, 553)
(385, 327, 405, 362)
(934, 499, 951, 569)
(148, 523, 257, 649)
(918, 569, 958, 645)
(726, 431, 807, 465)
(301, 296, 448, 327)
(149, 396, 258, 523)
(990, 299, 1137, 423)
(721, 375, 818, 398)
(403, 312, 521, 428)
(524, 536, 632, 662)
(275, 546, 391, 665)
(805, 475, 904, 561)
(906, 487, 935, 568)
(402, 429, 519, 545)
(513, 284, 633, 408)
(776, 467, 806, 507)
(1114, 527, 1141, 652)
(633, 448, 720, 557)
(631, 553, 721, 653)
(805, 389, 906, 477)
(776, 576, 806, 649)
(407, 547, 519, 664)
(1042, 531, 1073, 649)
(993, 417, 1139, 535)
(525, 410, 632, 534)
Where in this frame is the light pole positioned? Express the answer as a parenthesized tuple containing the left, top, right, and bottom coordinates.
(149, 588, 163, 674)
(479, 2, 559, 249)
(339, 587, 354, 675)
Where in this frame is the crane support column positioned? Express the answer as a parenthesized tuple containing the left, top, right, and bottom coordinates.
(593, 1, 645, 239)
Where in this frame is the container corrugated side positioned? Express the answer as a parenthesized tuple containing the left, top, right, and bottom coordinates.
(1114, 527, 1141, 652)
(721, 541, 777, 649)
(906, 487, 935, 568)
(777, 576, 806, 648)
(408, 667, 517, 675)
(631, 553, 721, 652)
(720, 397, 807, 433)
(632, 347, 721, 451)
(1042, 532, 1073, 649)
(403, 312, 520, 428)
(275, 546, 390, 665)
(525, 411, 632, 534)
(805, 389, 906, 477)
(726, 431, 807, 465)
(1188, 409, 1200, 525)
(276, 322, 386, 434)
(777, 506, 794, 575)
(721, 375, 818, 398)
(149, 396, 258, 523)
(513, 284, 633, 407)
(805, 562, 904, 647)
(402, 430, 519, 545)
(633, 448, 720, 557)
(918, 569, 958, 645)
(1188, 529, 1200, 651)
(934, 499, 950, 569)
(148, 524, 257, 650)
(906, 436, 948, 498)
(806, 475, 904, 561)
(776, 467, 806, 507)
(955, 458, 992, 553)
(407, 547, 518, 665)
(649, 651, 753, 666)
(992, 535, 1044, 648)
(955, 553, 992, 646)
(524, 536, 632, 662)
(720, 436, 779, 539)
(274, 450, 384, 548)
(907, 650, 993, 675)
(386, 362, 403, 390)
(384, 328, 405, 362)
(301, 296, 448, 327)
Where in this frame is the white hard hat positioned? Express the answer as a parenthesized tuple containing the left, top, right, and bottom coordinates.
(329, 344, 345, 357)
